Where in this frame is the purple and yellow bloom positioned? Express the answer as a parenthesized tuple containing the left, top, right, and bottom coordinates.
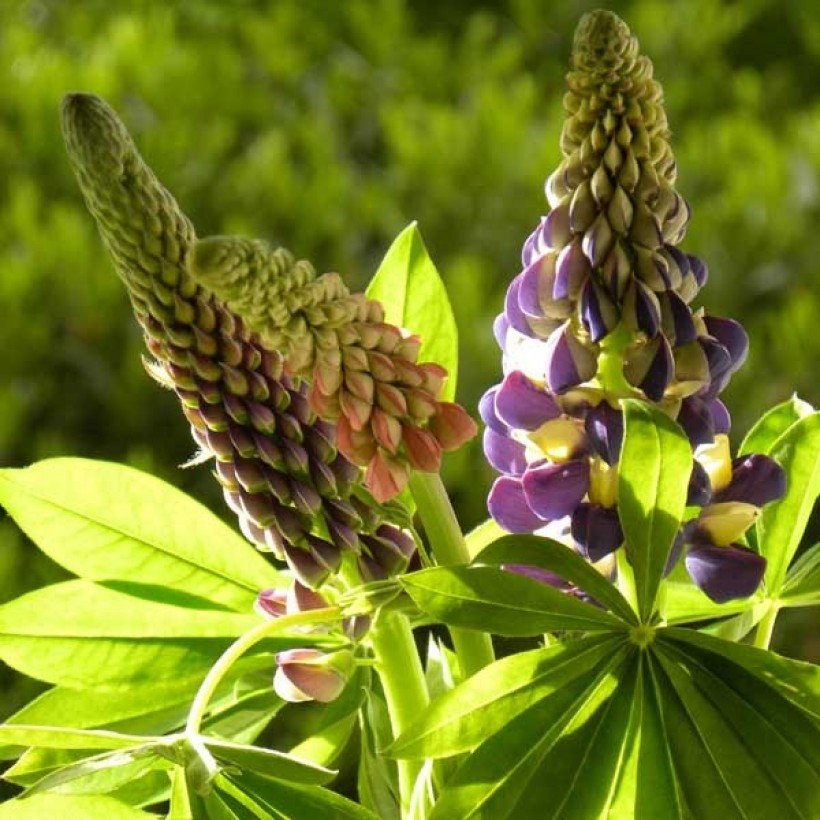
(482, 10, 785, 603)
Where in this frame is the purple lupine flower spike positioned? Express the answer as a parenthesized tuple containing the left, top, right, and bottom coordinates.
(479, 10, 787, 605)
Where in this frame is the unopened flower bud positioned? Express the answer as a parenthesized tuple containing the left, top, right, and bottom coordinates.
(273, 648, 354, 703)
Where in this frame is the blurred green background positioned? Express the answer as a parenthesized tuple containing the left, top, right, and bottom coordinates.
(1, 0, 818, 720)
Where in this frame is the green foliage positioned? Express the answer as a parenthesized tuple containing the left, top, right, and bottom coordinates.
(366, 223, 459, 401)
(618, 401, 692, 621)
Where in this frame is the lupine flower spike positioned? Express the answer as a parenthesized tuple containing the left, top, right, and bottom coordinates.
(61, 94, 425, 589)
(483, 11, 785, 603)
(187, 236, 477, 502)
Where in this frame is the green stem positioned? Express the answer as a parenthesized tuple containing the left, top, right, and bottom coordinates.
(185, 607, 341, 736)
(752, 600, 779, 650)
(409, 472, 496, 676)
(369, 611, 430, 818)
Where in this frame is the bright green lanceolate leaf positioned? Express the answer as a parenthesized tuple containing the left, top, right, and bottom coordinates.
(756, 412, 820, 593)
(203, 737, 336, 786)
(0, 724, 150, 750)
(0, 579, 259, 688)
(661, 577, 764, 625)
(740, 395, 815, 457)
(0, 458, 283, 612)
(463, 518, 506, 559)
(388, 635, 626, 760)
(618, 400, 692, 622)
(781, 542, 820, 606)
(358, 687, 400, 820)
(400, 565, 625, 636)
(365, 223, 458, 401)
(475, 535, 637, 624)
(0, 794, 152, 819)
(216, 769, 377, 819)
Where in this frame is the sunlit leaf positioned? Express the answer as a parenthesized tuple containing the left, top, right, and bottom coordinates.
(0, 458, 282, 612)
(781, 542, 820, 606)
(401, 565, 625, 636)
(618, 400, 691, 621)
(475, 534, 637, 624)
(366, 223, 458, 400)
(756, 412, 820, 592)
(0, 794, 151, 819)
(740, 395, 814, 456)
(389, 635, 625, 760)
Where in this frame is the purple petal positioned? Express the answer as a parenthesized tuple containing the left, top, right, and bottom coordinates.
(688, 254, 709, 287)
(287, 581, 329, 613)
(571, 503, 623, 562)
(518, 256, 548, 317)
(716, 455, 786, 507)
(677, 396, 715, 447)
(554, 240, 590, 300)
(709, 398, 731, 435)
(632, 280, 661, 337)
(522, 460, 590, 521)
(685, 543, 766, 603)
(704, 316, 748, 373)
(493, 313, 510, 349)
(699, 337, 733, 398)
(504, 275, 534, 336)
(521, 218, 546, 267)
(665, 291, 697, 345)
(488, 476, 544, 533)
(580, 278, 618, 342)
(478, 386, 507, 433)
(584, 402, 623, 465)
(255, 588, 287, 618)
(483, 427, 527, 475)
(640, 336, 673, 402)
(495, 371, 560, 430)
(687, 459, 712, 507)
(545, 325, 595, 394)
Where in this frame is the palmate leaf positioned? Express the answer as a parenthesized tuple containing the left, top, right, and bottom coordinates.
(0, 458, 282, 612)
(391, 630, 820, 819)
(618, 399, 692, 622)
(366, 222, 459, 401)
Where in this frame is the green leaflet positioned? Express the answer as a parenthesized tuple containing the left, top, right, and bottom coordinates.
(366, 223, 459, 401)
(0, 725, 149, 750)
(204, 738, 335, 786)
(0, 579, 259, 688)
(400, 565, 626, 636)
(388, 635, 624, 760)
(756, 412, 820, 592)
(618, 400, 692, 621)
(781, 542, 820, 606)
(404, 628, 820, 819)
(475, 534, 638, 624)
(217, 769, 378, 819)
(0, 458, 283, 612)
(0, 794, 152, 819)
(740, 395, 815, 457)
(661, 578, 764, 625)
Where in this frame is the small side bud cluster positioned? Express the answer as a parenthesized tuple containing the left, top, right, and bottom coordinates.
(255, 579, 364, 704)
(189, 237, 476, 502)
(482, 11, 786, 602)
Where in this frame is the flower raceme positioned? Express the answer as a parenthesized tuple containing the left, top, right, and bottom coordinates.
(61, 94, 470, 588)
(482, 11, 785, 603)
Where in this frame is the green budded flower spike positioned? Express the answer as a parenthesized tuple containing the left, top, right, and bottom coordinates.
(60, 93, 411, 588)
(188, 235, 477, 503)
